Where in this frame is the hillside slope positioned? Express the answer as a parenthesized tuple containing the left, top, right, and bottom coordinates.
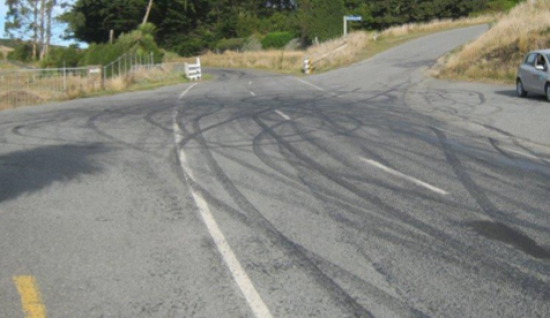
(438, 0, 550, 83)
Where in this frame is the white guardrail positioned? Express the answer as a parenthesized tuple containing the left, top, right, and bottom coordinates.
(185, 58, 202, 81)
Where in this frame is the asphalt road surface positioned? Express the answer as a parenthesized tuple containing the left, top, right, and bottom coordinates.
(1, 25, 549, 318)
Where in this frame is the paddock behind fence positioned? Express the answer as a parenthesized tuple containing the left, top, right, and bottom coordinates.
(0, 53, 196, 110)
(0, 67, 102, 109)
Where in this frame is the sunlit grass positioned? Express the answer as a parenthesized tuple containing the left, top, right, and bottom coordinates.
(438, 0, 550, 84)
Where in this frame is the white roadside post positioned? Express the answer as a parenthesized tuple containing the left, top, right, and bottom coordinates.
(303, 58, 312, 75)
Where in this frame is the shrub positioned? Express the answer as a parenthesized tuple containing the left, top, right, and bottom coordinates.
(8, 43, 33, 62)
(162, 51, 180, 62)
(261, 32, 296, 49)
(79, 43, 126, 66)
(40, 45, 84, 68)
(484, 0, 518, 12)
(242, 35, 262, 52)
(170, 36, 205, 57)
(79, 23, 164, 66)
(215, 38, 246, 52)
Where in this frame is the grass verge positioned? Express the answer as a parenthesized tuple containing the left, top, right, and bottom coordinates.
(436, 0, 550, 84)
(0, 67, 204, 111)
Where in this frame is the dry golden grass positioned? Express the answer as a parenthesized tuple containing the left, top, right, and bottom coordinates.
(439, 0, 550, 83)
(307, 31, 371, 71)
(0, 66, 186, 110)
(104, 76, 129, 91)
(197, 50, 304, 71)
(171, 14, 493, 74)
(172, 32, 371, 73)
(380, 15, 497, 38)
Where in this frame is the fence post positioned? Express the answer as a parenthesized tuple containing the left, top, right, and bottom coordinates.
(102, 66, 106, 89)
(63, 61, 67, 92)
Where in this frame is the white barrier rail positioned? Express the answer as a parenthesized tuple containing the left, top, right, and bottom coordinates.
(185, 58, 202, 81)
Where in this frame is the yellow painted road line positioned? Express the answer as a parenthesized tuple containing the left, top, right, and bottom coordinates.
(13, 276, 47, 318)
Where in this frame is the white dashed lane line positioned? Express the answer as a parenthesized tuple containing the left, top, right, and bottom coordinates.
(361, 158, 449, 195)
(275, 110, 291, 121)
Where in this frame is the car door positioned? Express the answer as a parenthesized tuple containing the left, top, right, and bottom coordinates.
(520, 53, 537, 91)
(531, 54, 548, 93)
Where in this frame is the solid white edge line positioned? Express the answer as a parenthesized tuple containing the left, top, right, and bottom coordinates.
(274, 110, 291, 121)
(295, 78, 325, 92)
(361, 158, 449, 195)
(174, 86, 274, 318)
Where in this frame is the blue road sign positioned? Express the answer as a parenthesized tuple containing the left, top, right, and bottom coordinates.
(345, 16, 362, 22)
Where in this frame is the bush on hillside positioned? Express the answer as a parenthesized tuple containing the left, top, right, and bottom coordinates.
(7, 43, 33, 62)
(485, 0, 518, 11)
(242, 35, 262, 51)
(40, 45, 84, 68)
(79, 23, 164, 66)
(79, 43, 127, 66)
(261, 32, 295, 49)
(215, 38, 246, 52)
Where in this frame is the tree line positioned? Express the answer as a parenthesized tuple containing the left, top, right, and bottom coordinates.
(4, 0, 516, 59)
(4, 0, 58, 60)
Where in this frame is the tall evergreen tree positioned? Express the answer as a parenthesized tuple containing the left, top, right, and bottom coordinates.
(298, 0, 345, 42)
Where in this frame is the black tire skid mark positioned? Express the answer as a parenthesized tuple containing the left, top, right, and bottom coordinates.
(182, 113, 377, 318)
(278, 132, 478, 269)
(83, 95, 192, 156)
(254, 114, 550, 301)
(434, 129, 550, 263)
(10, 116, 76, 143)
(286, 112, 467, 212)
(85, 109, 165, 157)
(174, 95, 377, 318)
(436, 129, 550, 232)
(299, 245, 433, 318)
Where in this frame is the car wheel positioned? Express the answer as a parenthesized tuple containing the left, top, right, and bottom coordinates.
(517, 80, 528, 98)
(546, 83, 550, 102)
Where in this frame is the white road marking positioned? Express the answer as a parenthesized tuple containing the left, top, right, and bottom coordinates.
(250, 91, 256, 97)
(179, 84, 198, 100)
(295, 78, 325, 92)
(174, 86, 274, 318)
(361, 158, 449, 195)
(249, 81, 252, 85)
(275, 110, 291, 121)
(503, 148, 550, 163)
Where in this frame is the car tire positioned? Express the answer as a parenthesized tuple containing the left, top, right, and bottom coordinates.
(546, 83, 550, 102)
(517, 79, 528, 98)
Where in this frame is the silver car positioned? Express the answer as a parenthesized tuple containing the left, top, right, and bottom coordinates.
(517, 49, 550, 100)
